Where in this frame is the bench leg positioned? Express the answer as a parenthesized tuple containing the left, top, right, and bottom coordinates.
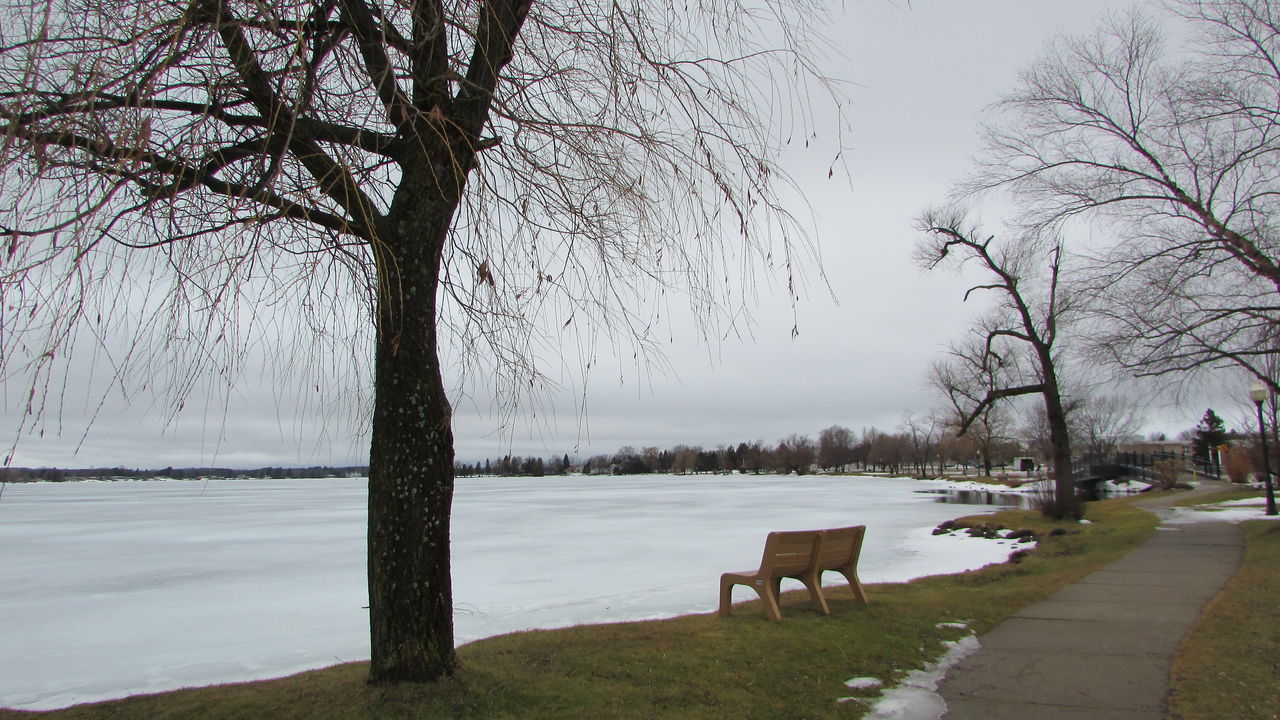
(760, 580, 783, 621)
(721, 576, 784, 620)
(718, 576, 736, 617)
(802, 571, 832, 615)
(837, 566, 870, 604)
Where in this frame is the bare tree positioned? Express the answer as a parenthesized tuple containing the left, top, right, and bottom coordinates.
(916, 211, 1082, 518)
(0, 0, 840, 682)
(930, 335, 1016, 476)
(773, 433, 816, 475)
(817, 424, 855, 471)
(965, 4, 1280, 396)
(1019, 400, 1083, 467)
(1075, 394, 1144, 460)
(899, 411, 939, 479)
(866, 429, 907, 475)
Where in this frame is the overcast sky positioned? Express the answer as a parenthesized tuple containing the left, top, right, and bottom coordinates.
(1, 0, 1249, 469)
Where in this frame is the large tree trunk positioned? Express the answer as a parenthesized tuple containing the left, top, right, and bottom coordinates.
(1042, 376, 1080, 520)
(366, 207, 457, 683)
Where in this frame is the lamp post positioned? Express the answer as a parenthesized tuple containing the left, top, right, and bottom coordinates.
(1250, 381, 1278, 516)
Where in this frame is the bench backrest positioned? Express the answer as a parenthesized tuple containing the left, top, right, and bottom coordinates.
(760, 530, 822, 576)
(812, 525, 866, 571)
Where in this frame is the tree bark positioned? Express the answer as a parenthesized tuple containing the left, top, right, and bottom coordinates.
(1039, 357, 1080, 519)
(366, 201, 458, 683)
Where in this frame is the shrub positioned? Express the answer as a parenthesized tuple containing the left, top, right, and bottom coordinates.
(1223, 448, 1253, 484)
(1151, 459, 1184, 490)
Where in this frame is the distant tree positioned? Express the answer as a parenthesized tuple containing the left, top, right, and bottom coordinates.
(693, 450, 717, 473)
(1076, 395, 1143, 461)
(772, 434, 817, 475)
(936, 429, 973, 475)
(657, 449, 675, 473)
(612, 453, 649, 476)
(671, 447, 698, 475)
(584, 454, 612, 475)
(736, 442, 765, 474)
(608, 446, 657, 474)
(930, 336, 1015, 476)
(818, 425, 856, 471)
(867, 431, 907, 475)
(718, 444, 739, 473)
(641, 447, 661, 474)
(1192, 409, 1230, 462)
(854, 427, 882, 471)
(900, 412, 940, 479)
(1018, 405, 1056, 465)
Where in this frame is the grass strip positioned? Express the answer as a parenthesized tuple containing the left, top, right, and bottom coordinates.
(1169, 519, 1280, 720)
(0, 499, 1158, 720)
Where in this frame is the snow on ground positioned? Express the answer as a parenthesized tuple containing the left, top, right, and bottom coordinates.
(915, 475, 1152, 498)
(855, 632, 982, 720)
(0, 473, 1022, 710)
(1159, 496, 1280, 524)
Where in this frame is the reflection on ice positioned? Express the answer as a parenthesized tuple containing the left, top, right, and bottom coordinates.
(915, 488, 1034, 509)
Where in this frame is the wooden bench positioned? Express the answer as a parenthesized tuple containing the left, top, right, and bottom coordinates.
(718, 525, 869, 621)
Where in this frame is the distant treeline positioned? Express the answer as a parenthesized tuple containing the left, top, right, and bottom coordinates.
(0, 466, 368, 483)
(454, 423, 1028, 478)
(455, 438, 839, 478)
(3, 420, 1034, 484)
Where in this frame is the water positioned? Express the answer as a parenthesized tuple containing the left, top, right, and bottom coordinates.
(916, 488, 1034, 509)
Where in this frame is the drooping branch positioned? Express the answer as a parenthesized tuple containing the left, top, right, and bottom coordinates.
(5, 125, 366, 237)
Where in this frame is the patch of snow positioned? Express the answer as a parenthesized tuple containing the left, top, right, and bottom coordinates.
(1160, 501, 1280, 525)
(1216, 497, 1272, 507)
(935, 622, 968, 630)
(1104, 479, 1151, 494)
(845, 677, 884, 689)
(861, 634, 982, 720)
(1078, 519, 1093, 525)
(0, 474, 1023, 711)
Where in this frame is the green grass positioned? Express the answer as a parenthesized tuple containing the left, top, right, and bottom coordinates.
(0, 499, 1159, 720)
(1169, 519, 1280, 720)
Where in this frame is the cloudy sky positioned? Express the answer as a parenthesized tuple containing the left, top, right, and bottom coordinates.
(1, 0, 1246, 469)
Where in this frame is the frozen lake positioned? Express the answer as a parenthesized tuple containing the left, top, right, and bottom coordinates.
(0, 473, 1019, 710)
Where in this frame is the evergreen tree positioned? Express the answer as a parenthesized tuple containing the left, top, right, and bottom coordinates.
(1192, 409, 1229, 460)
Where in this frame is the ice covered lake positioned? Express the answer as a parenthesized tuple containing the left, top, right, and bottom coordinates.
(0, 473, 1023, 710)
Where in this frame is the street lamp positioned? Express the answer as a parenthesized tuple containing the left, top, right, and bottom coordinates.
(1250, 381, 1278, 516)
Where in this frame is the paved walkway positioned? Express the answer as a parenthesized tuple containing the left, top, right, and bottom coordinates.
(938, 482, 1244, 720)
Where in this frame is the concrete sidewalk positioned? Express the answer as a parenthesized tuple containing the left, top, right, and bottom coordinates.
(938, 483, 1244, 720)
